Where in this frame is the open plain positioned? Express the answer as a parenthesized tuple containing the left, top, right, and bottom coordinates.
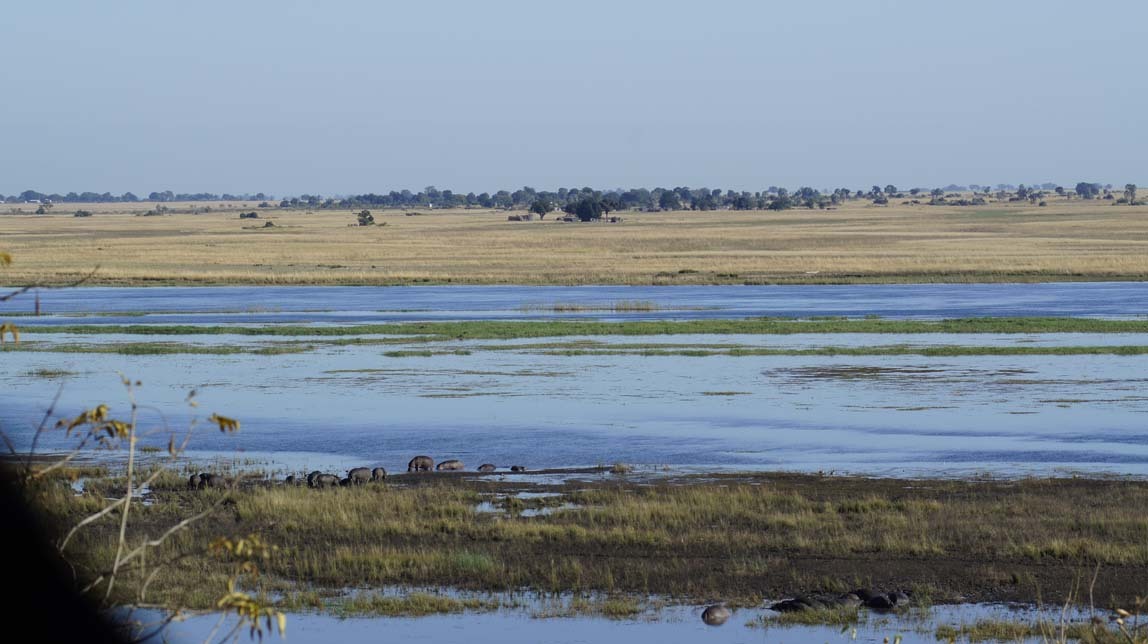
(4, 198, 1148, 286)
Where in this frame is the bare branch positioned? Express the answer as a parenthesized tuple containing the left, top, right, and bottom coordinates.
(25, 384, 66, 475)
(0, 266, 100, 303)
(118, 502, 223, 569)
(0, 426, 16, 456)
(61, 495, 129, 551)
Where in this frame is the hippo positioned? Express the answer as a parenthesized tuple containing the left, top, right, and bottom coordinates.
(312, 474, 340, 488)
(371, 467, 387, 482)
(187, 473, 203, 490)
(306, 470, 323, 487)
(477, 464, 497, 472)
(197, 473, 228, 489)
(408, 456, 434, 472)
(701, 604, 731, 626)
(436, 459, 464, 472)
(285, 475, 297, 486)
(864, 590, 909, 611)
(339, 477, 352, 487)
(348, 467, 372, 485)
(510, 465, 526, 472)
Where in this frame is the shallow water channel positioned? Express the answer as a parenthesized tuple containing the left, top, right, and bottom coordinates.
(127, 600, 1098, 644)
(12, 282, 1148, 325)
(5, 327, 1148, 476)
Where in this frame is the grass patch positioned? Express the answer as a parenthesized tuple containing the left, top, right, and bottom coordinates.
(748, 605, 864, 628)
(24, 368, 80, 378)
(1, 342, 311, 356)
(382, 349, 473, 358)
(532, 595, 646, 619)
(25, 470, 1148, 613)
(22, 317, 1148, 340)
(533, 345, 1148, 358)
(518, 300, 662, 312)
(932, 619, 1113, 643)
(334, 592, 502, 617)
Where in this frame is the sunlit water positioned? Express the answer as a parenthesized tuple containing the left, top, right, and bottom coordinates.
(4, 283, 1148, 477)
(121, 601, 1098, 644)
(11, 282, 1148, 325)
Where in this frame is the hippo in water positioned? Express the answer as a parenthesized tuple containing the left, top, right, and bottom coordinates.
(510, 465, 526, 472)
(436, 459, 464, 472)
(408, 456, 434, 472)
(701, 605, 731, 626)
(371, 467, 387, 482)
(477, 464, 497, 472)
(348, 467, 372, 485)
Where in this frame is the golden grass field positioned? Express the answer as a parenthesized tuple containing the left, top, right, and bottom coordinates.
(3, 197, 1148, 285)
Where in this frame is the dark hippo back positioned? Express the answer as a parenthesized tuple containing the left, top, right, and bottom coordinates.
(701, 605, 731, 626)
(408, 456, 434, 472)
(199, 473, 228, 489)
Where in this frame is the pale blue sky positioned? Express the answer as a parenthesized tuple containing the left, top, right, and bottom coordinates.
(2, 0, 1144, 195)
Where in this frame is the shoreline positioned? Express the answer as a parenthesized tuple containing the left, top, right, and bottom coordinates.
(24, 464, 1148, 611)
(8, 272, 1148, 288)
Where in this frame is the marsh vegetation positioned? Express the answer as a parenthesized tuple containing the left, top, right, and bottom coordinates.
(23, 465, 1148, 615)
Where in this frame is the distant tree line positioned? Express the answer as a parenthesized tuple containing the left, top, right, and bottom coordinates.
(0, 190, 271, 204)
(2, 182, 1142, 213)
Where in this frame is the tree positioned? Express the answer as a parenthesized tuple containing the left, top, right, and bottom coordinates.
(1125, 184, 1138, 204)
(1075, 182, 1101, 199)
(658, 191, 681, 211)
(529, 199, 554, 219)
(566, 197, 603, 221)
(731, 195, 755, 210)
(357, 210, 375, 226)
(885, 184, 898, 196)
(492, 190, 513, 209)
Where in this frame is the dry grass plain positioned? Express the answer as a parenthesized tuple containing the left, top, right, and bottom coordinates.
(3, 197, 1148, 285)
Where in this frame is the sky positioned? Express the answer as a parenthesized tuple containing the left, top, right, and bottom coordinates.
(2, 0, 1145, 196)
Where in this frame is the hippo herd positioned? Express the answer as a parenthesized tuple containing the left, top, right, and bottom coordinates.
(700, 589, 912, 627)
(186, 472, 232, 490)
(406, 456, 526, 473)
(769, 588, 911, 613)
(189, 457, 529, 492)
(216, 458, 530, 491)
(294, 467, 389, 488)
(293, 458, 526, 488)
